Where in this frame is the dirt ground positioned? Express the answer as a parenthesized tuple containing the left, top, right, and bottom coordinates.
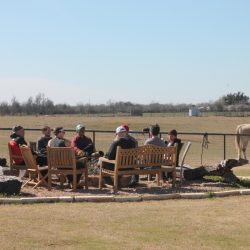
(19, 176, 240, 198)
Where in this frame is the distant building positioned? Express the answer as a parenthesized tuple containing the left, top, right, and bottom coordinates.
(189, 105, 199, 117)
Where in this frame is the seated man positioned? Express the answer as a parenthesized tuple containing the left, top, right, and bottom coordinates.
(130, 124, 166, 185)
(48, 127, 85, 187)
(9, 125, 27, 166)
(101, 126, 137, 185)
(145, 124, 165, 147)
(48, 127, 71, 148)
(122, 124, 138, 147)
(71, 124, 95, 158)
(36, 126, 52, 166)
(166, 129, 182, 166)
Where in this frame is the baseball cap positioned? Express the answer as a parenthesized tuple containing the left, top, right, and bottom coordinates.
(122, 124, 129, 132)
(54, 127, 64, 135)
(12, 125, 24, 133)
(116, 126, 127, 134)
(76, 124, 85, 132)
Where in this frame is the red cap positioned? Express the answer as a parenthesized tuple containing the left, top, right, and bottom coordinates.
(122, 124, 129, 132)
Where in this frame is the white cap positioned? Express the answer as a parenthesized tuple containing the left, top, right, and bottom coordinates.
(116, 126, 127, 134)
(76, 124, 85, 132)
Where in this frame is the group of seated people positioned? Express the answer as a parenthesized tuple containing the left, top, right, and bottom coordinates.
(9, 123, 181, 188)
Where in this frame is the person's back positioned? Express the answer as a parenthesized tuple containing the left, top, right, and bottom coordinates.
(106, 136, 136, 160)
(144, 124, 165, 147)
(102, 126, 137, 186)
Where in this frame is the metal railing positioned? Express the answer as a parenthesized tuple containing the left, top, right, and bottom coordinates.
(0, 128, 247, 167)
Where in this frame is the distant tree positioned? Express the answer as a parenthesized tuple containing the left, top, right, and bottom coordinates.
(10, 97, 21, 114)
(223, 92, 249, 105)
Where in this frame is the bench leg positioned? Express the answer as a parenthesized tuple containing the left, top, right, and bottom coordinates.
(114, 175, 118, 193)
(99, 171, 103, 189)
(85, 168, 88, 190)
(172, 171, 176, 187)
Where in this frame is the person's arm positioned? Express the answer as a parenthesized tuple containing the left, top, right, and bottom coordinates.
(106, 141, 118, 160)
(64, 138, 71, 147)
(37, 138, 46, 154)
(71, 136, 81, 153)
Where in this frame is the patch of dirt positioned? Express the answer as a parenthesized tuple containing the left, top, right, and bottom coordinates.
(18, 176, 240, 198)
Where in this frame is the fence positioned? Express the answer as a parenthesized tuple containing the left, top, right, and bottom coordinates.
(0, 128, 245, 167)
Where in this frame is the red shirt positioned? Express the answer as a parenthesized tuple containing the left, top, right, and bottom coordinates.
(9, 140, 25, 165)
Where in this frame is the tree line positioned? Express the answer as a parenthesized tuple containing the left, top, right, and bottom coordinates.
(0, 92, 249, 115)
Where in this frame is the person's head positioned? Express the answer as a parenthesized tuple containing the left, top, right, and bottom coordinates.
(76, 124, 85, 137)
(116, 126, 127, 138)
(149, 124, 160, 137)
(12, 125, 25, 137)
(53, 127, 65, 139)
(42, 126, 51, 137)
(168, 129, 177, 141)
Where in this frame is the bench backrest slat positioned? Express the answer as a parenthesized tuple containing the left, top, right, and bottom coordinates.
(116, 145, 177, 170)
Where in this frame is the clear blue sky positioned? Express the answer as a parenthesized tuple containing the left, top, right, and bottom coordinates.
(0, 0, 249, 105)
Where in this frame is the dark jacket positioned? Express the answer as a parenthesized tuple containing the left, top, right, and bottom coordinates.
(166, 138, 182, 165)
(106, 137, 137, 160)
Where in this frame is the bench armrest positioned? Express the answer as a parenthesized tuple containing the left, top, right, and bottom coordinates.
(99, 157, 116, 165)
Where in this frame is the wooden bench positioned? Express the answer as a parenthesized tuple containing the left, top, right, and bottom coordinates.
(99, 144, 177, 192)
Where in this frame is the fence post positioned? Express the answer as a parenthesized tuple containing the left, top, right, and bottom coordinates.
(224, 134, 226, 160)
(93, 131, 96, 145)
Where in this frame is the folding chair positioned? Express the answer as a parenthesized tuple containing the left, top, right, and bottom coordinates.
(20, 145, 48, 188)
(47, 147, 88, 191)
(177, 142, 192, 186)
(8, 142, 26, 171)
(28, 141, 37, 153)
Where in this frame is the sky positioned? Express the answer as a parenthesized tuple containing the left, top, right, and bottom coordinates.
(0, 0, 249, 105)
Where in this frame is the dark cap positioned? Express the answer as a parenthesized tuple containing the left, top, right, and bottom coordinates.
(168, 129, 177, 136)
(12, 125, 24, 133)
(53, 127, 64, 135)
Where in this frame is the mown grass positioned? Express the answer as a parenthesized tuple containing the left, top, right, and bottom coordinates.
(1, 197, 250, 249)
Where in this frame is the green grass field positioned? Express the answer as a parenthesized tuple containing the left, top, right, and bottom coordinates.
(1, 197, 250, 249)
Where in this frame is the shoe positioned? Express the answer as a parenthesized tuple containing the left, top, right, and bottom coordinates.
(91, 151, 104, 158)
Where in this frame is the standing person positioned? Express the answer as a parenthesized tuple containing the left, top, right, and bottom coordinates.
(36, 126, 52, 166)
(9, 125, 27, 165)
(144, 124, 165, 147)
(71, 124, 95, 158)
